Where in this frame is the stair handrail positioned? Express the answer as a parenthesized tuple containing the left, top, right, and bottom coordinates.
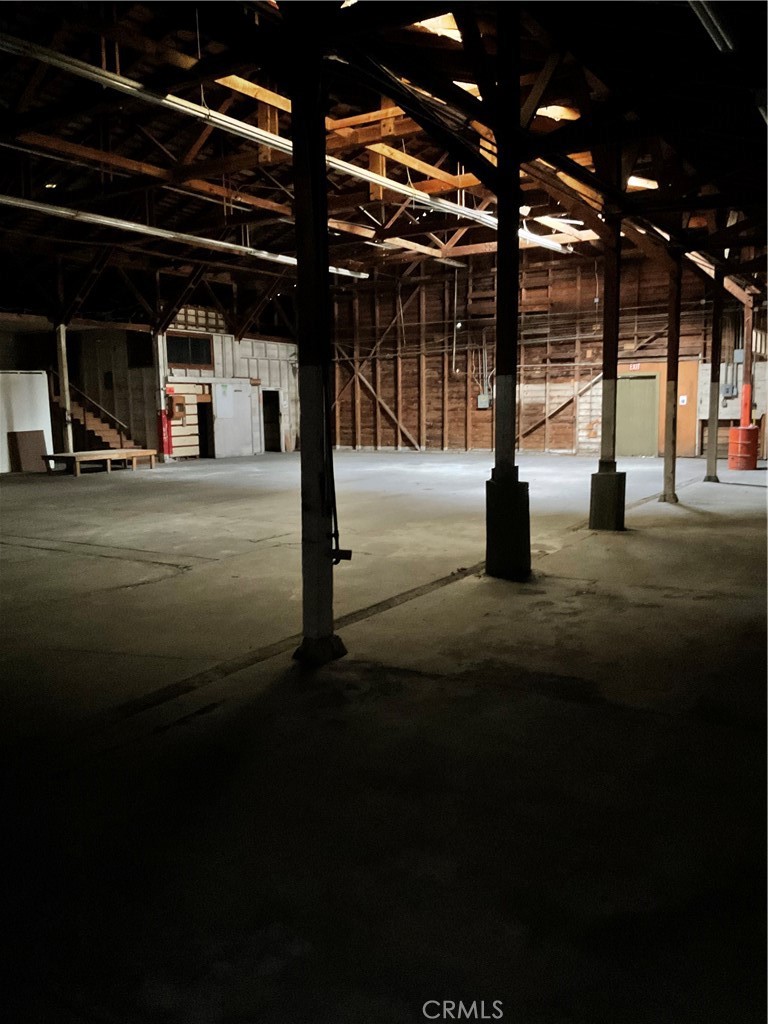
(49, 368, 130, 444)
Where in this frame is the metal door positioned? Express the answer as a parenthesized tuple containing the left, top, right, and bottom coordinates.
(212, 381, 254, 457)
(616, 375, 659, 456)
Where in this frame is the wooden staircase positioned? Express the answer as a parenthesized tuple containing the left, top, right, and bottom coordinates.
(50, 371, 140, 452)
(68, 399, 139, 450)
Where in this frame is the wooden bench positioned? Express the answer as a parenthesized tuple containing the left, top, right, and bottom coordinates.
(42, 449, 157, 477)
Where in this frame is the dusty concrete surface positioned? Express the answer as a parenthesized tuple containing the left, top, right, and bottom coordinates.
(1, 452, 766, 1023)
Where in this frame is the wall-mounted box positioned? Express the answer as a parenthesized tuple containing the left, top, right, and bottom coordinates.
(169, 395, 187, 421)
(477, 393, 491, 409)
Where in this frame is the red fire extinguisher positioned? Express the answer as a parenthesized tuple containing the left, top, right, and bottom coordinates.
(157, 409, 173, 456)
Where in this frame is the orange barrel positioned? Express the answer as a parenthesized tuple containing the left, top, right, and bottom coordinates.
(727, 425, 759, 470)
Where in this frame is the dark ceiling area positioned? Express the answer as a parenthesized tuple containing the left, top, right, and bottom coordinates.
(0, 0, 764, 333)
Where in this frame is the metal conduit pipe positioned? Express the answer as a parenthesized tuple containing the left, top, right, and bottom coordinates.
(0, 193, 368, 278)
(0, 32, 573, 253)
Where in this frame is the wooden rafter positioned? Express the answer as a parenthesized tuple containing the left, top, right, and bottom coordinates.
(366, 143, 464, 186)
(180, 96, 235, 164)
(520, 50, 562, 129)
(13, 133, 292, 216)
(60, 247, 113, 325)
(234, 272, 289, 341)
(326, 105, 405, 131)
(157, 264, 209, 335)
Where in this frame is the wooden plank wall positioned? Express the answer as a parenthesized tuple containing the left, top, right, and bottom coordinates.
(168, 330, 300, 453)
(79, 329, 155, 448)
(169, 383, 202, 458)
(333, 253, 721, 454)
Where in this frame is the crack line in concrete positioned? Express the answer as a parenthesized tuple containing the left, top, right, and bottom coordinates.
(1, 644, 193, 660)
(43, 561, 493, 776)
(0, 536, 207, 569)
(74, 562, 490, 732)
(0, 535, 217, 566)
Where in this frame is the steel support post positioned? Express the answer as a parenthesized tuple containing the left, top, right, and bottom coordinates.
(485, 5, 531, 581)
(288, 19, 346, 665)
(588, 208, 626, 530)
(55, 322, 74, 453)
(704, 269, 724, 482)
(660, 252, 682, 503)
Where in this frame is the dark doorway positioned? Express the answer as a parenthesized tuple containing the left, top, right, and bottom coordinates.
(198, 402, 215, 458)
(263, 391, 282, 452)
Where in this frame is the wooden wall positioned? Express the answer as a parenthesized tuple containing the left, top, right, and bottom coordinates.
(166, 328, 300, 454)
(333, 252, 724, 455)
(79, 329, 155, 448)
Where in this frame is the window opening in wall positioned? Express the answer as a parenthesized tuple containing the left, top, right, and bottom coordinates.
(126, 332, 154, 368)
(167, 333, 213, 369)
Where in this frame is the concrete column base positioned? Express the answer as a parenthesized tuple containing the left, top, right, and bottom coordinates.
(485, 478, 531, 581)
(589, 471, 626, 531)
(293, 634, 347, 667)
(658, 492, 679, 504)
(703, 475, 720, 483)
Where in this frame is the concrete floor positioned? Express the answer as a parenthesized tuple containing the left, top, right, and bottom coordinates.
(1, 451, 766, 1022)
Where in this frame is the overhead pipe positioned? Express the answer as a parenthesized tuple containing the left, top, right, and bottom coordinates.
(0, 32, 573, 253)
(0, 192, 368, 278)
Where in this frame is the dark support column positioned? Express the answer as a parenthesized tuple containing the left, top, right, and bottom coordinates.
(741, 296, 755, 427)
(588, 209, 626, 530)
(289, 23, 346, 665)
(704, 268, 724, 482)
(55, 322, 74, 453)
(660, 252, 682, 503)
(152, 330, 171, 463)
(485, 5, 531, 581)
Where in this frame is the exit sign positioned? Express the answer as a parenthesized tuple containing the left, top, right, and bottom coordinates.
(629, 362, 641, 370)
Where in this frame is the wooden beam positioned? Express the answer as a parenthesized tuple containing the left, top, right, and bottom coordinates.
(412, 173, 483, 195)
(181, 97, 235, 164)
(327, 105, 405, 131)
(454, 8, 497, 107)
(622, 222, 676, 272)
(17, 132, 292, 216)
(355, 368, 420, 450)
(444, 196, 494, 249)
(216, 75, 292, 113)
(201, 279, 236, 335)
(176, 148, 266, 181)
(61, 248, 112, 325)
(116, 266, 154, 320)
(520, 51, 563, 129)
(368, 148, 386, 201)
(442, 242, 499, 257)
(325, 117, 423, 154)
(366, 143, 464, 186)
(334, 280, 421, 406)
(521, 161, 609, 239)
(157, 263, 208, 335)
(235, 272, 289, 341)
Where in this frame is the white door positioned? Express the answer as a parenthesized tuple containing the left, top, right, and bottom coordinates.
(212, 381, 254, 457)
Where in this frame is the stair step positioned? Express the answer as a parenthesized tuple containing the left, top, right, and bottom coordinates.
(53, 391, 139, 449)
